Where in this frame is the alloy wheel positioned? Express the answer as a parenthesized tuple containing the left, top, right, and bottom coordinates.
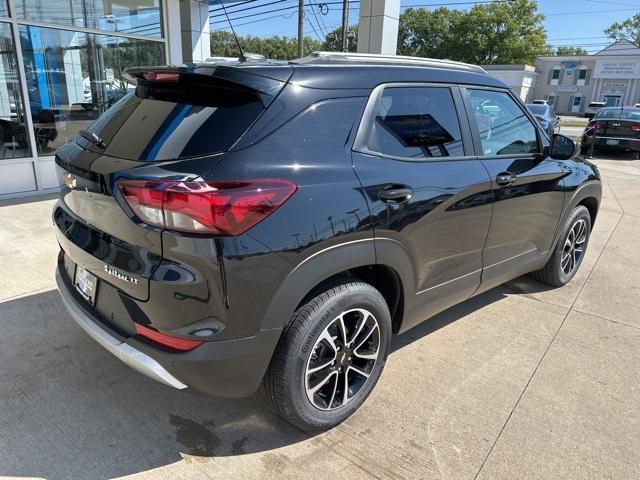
(561, 218, 587, 276)
(304, 308, 380, 411)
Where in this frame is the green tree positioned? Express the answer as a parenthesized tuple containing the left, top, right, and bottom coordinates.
(210, 31, 322, 60)
(321, 25, 358, 52)
(398, 0, 551, 64)
(554, 46, 588, 56)
(605, 13, 640, 45)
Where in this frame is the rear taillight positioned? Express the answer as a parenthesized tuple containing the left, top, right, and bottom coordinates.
(142, 71, 180, 82)
(587, 121, 604, 130)
(116, 179, 297, 236)
(631, 125, 640, 132)
(134, 323, 203, 352)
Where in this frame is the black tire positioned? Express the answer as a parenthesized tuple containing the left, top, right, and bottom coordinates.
(263, 280, 392, 432)
(531, 205, 591, 287)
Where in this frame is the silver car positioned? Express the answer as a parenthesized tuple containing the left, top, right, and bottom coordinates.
(585, 101, 606, 119)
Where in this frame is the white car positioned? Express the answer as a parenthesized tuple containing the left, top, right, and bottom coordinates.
(532, 99, 548, 105)
(585, 101, 606, 119)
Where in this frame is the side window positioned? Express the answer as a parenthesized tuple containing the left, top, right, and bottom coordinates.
(468, 89, 539, 156)
(366, 86, 464, 159)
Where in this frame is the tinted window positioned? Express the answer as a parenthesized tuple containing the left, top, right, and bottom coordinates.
(366, 87, 464, 159)
(468, 90, 538, 156)
(82, 76, 266, 161)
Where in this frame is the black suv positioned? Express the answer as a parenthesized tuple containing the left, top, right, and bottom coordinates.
(54, 52, 601, 431)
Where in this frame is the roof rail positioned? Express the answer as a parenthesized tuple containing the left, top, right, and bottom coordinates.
(292, 51, 487, 74)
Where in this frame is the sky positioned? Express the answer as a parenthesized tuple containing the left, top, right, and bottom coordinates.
(209, 0, 639, 53)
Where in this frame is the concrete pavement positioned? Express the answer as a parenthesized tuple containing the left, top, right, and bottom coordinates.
(0, 153, 639, 479)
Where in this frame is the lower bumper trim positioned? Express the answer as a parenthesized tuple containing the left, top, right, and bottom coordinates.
(55, 268, 188, 390)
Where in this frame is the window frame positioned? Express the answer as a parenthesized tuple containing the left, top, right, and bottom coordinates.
(459, 85, 545, 160)
(352, 82, 476, 163)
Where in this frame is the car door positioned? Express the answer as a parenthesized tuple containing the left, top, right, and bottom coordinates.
(461, 87, 566, 293)
(352, 84, 493, 331)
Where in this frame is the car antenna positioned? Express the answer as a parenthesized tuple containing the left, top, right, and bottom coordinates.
(218, 0, 246, 62)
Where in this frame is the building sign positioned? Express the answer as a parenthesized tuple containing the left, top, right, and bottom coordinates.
(557, 85, 578, 93)
(602, 82, 627, 88)
(593, 60, 640, 79)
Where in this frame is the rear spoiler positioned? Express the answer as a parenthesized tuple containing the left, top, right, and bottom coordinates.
(122, 64, 293, 98)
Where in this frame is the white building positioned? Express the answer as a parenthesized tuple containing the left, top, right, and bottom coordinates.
(529, 39, 640, 114)
(482, 65, 539, 101)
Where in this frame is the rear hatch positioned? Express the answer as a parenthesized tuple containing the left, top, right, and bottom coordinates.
(602, 119, 640, 139)
(55, 64, 291, 301)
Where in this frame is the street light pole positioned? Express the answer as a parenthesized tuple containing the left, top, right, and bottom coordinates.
(341, 0, 349, 52)
(297, 0, 304, 58)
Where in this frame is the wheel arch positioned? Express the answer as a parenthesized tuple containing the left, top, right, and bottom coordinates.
(259, 237, 417, 335)
(548, 180, 602, 259)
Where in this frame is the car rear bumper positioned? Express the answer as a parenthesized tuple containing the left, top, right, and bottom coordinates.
(55, 265, 282, 397)
(56, 268, 188, 389)
(582, 136, 640, 152)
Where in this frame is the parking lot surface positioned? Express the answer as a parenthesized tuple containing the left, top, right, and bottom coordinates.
(1, 153, 638, 479)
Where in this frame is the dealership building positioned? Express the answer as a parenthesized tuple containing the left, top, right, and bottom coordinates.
(0, 0, 404, 198)
(0, 0, 223, 197)
(528, 39, 640, 114)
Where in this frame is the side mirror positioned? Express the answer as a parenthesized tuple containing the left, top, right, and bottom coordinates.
(549, 133, 579, 160)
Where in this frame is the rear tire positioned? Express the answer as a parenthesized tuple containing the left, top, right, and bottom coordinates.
(531, 205, 591, 287)
(263, 281, 391, 432)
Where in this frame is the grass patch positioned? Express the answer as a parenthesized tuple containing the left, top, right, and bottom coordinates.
(559, 117, 589, 127)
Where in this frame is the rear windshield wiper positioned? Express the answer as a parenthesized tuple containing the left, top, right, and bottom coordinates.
(79, 129, 105, 148)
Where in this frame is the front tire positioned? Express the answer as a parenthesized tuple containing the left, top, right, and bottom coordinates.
(531, 205, 591, 287)
(263, 280, 391, 432)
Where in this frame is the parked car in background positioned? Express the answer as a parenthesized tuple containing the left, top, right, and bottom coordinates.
(581, 107, 640, 158)
(53, 52, 602, 431)
(585, 101, 606, 119)
(526, 103, 559, 137)
(532, 99, 549, 105)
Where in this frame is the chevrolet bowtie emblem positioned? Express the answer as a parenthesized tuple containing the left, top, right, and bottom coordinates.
(63, 173, 77, 188)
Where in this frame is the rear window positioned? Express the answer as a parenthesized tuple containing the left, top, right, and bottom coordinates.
(366, 86, 464, 159)
(526, 104, 547, 115)
(594, 107, 640, 120)
(588, 102, 605, 107)
(81, 75, 268, 161)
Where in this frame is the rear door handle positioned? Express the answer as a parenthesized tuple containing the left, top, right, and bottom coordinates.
(379, 185, 413, 202)
(495, 173, 517, 186)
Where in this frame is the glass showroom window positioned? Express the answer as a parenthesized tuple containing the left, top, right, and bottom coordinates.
(19, 25, 165, 155)
(15, 0, 162, 37)
(0, 22, 32, 159)
(0, 0, 7, 17)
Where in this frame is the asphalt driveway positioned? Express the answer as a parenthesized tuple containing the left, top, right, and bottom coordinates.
(0, 152, 638, 479)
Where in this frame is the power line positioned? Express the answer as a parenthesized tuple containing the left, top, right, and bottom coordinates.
(546, 7, 640, 16)
(211, 11, 297, 30)
(307, 1, 327, 37)
(306, 15, 323, 40)
(400, 0, 510, 7)
(211, 0, 543, 26)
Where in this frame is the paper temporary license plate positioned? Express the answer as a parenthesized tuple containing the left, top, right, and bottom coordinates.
(606, 139, 619, 145)
(75, 266, 98, 305)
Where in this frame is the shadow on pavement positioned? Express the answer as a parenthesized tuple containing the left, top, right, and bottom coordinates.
(0, 281, 549, 479)
(585, 150, 638, 161)
(0, 290, 308, 479)
(391, 286, 511, 353)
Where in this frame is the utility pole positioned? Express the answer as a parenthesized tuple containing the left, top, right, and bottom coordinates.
(341, 0, 349, 52)
(297, 0, 304, 58)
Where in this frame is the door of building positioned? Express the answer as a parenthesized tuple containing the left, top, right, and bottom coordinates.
(571, 95, 582, 113)
(603, 95, 622, 107)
